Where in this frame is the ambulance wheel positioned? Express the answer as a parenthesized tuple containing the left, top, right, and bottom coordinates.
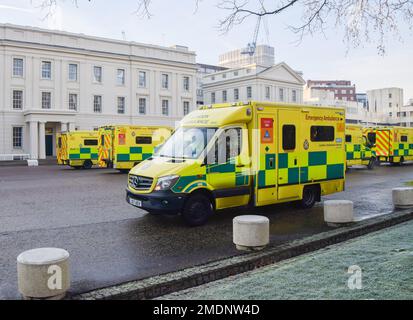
(367, 158, 376, 170)
(83, 160, 93, 170)
(182, 193, 213, 227)
(299, 186, 318, 209)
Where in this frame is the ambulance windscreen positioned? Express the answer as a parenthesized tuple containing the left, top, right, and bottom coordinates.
(156, 127, 217, 159)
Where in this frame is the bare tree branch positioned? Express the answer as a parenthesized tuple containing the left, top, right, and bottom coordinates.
(36, 0, 413, 54)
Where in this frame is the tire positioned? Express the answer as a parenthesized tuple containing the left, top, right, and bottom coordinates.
(367, 158, 376, 170)
(182, 193, 214, 227)
(83, 160, 93, 170)
(298, 186, 318, 209)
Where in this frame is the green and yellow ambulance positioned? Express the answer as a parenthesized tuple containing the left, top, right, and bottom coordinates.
(57, 131, 99, 169)
(126, 101, 346, 226)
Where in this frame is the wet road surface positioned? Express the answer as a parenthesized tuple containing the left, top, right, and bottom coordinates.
(0, 163, 412, 299)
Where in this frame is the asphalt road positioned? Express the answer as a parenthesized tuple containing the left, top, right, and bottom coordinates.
(1, 163, 412, 299)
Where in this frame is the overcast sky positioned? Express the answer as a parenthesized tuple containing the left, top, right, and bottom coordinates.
(1, 0, 412, 102)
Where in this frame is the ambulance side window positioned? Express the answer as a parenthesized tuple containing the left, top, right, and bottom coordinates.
(136, 136, 152, 144)
(367, 133, 376, 145)
(101, 135, 105, 146)
(282, 125, 296, 150)
(84, 139, 98, 146)
(310, 126, 335, 142)
(58, 137, 62, 148)
(401, 136, 408, 142)
(345, 135, 352, 143)
(214, 128, 242, 164)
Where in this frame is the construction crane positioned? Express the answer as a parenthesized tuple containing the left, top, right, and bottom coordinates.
(241, 15, 262, 57)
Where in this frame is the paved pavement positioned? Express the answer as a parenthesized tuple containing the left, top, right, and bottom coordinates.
(161, 220, 413, 300)
(0, 163, 412, 299)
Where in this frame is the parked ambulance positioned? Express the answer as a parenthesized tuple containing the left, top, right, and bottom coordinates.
(126, 101, 346, 226)
(98, 125, 172, 171)
(363, 126, 413, 165)
(345, 124, 376, 170)
(57, 131, 99, 169)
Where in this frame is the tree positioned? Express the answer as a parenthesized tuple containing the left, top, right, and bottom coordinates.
(39, 0, 413, 54)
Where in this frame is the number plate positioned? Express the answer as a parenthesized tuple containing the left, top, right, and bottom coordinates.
(129, 197, 142, 208)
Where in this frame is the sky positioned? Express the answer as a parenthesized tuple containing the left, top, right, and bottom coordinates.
(0, 0, 412, 102)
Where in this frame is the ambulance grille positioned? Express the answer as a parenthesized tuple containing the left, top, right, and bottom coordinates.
(129, 175, 153, 190)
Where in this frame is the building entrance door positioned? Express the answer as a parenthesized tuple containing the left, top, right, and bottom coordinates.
(45, 135, 53, 156)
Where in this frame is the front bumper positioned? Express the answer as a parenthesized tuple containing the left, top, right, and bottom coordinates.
(126, 189, 187, 215)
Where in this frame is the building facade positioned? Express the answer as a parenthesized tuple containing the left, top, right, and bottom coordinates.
(202, 62, 305, 105)
(304, 89, 365, 124)
(366, 88, 404, 125)
(196, 63, 227, 106)
(218, 45, 275, 69)
(399, 99, 413, 127)
(0, 24, 197, 160)
(306, 80, 357, 102)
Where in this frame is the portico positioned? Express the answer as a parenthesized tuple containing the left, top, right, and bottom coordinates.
(24, 110, 76, 160)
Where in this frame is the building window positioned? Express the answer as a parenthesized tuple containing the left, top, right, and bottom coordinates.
(247, 86, 252, 99)
(211, 92, 216, 104)
(279, 88, 284, 101)
(117, 69, 125, 85)
(183, 101, 190, 115)
(69, 94, 78, 111)
(41, 61, 52, 79)
(389, 103, 392, 108)
(13, 127, 23, 149)
(13, 90, 23, 110)
(41, 92, 51, 109)
(183, 76, 190, 91)
(161, 74, 169, 89)
(234, 88, 239, 100)
(138, 98, 146, 115)
(389, 93, 392, 99)
(68, 64, 78, 81)
(162, 99, 169, 115)
(265, 86, 270, 100)
(13, 58, 24, 77)
(93, 95, 102, 113)
(211, 76, 215, 81)
(234, 71, 238, 76)
(222, 73, 226, 79)
(138, 71, 146, 88)
(223, 90, 227, 102)
(117, 97, 125, 114)
(292, 90, 297, 102)
(389, 112, 392, 117)
(93, 66, 102, 83)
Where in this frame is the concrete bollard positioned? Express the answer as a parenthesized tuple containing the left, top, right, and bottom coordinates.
(27, 160, 39, 167)
(392, 187, 413, 209)
(324, 200, 354, 226)
(17, 248, 70, 300)
(233, 215, 269, 251)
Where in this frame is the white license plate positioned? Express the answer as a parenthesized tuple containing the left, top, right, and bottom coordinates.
(129, 197, 142, 207)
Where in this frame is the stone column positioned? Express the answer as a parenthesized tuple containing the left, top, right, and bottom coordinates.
(61, 122, 68, 133)
(68, 122, 75, 132)
(38, 122, 46, 160)
(29, 121, 39, 160)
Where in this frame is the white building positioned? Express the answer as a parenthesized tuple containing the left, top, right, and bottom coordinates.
(399, 99, 413, 127)
(0, 24, 197, 160)
(304, 88, 365, 124)
(366, 88, 404, 125)
(202, 62, 305, 105)
(218, 45, 275, 69)
(196, 63, 227, 106)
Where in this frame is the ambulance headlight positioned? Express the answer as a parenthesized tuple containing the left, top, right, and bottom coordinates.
(154, 175, 180, 191)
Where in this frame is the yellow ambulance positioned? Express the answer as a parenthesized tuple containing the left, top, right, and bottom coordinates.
(345, 124, 376, 170)
(126, 101, 346, 226)
(363, 126, 413, 165)
(57, 131, 99, 169)
(98, 125, 172, 171)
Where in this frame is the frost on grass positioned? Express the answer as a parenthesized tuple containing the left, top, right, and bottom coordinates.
(164, 221, 413, 300)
